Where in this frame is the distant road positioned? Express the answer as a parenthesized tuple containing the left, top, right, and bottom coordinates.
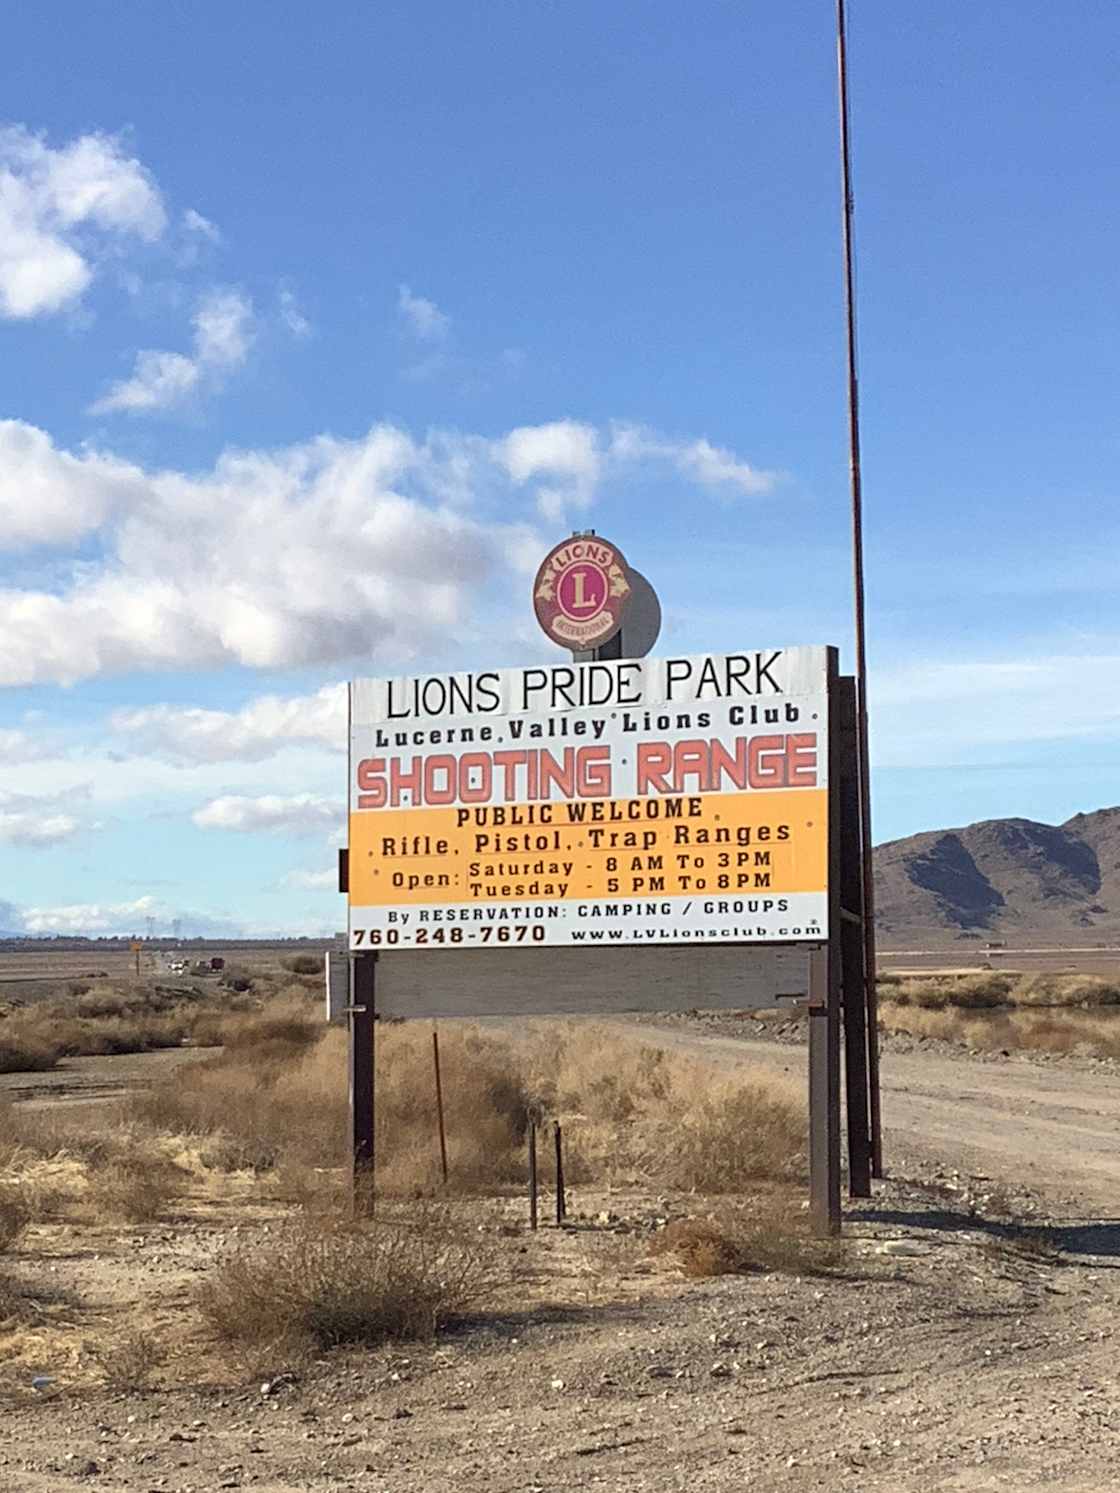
(879, 945, 1120, 976)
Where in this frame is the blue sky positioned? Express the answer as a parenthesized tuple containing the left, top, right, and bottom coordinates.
(1, 0, 1118, 936)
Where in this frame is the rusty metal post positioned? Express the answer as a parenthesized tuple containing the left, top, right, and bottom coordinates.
(807, 944, 841, 1237)
(836, 676, 872, 1197)
(350, 952, 376, 1215)
(554, 1123, 566, 1224)
(837, 0, 883, 1177)
(528, 1120, 538, 1231)
(432, 1028, 449, 1186)
(808, 655, 843, 1237)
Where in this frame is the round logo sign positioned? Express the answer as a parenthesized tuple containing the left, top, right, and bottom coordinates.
(533, 534, 632, 648)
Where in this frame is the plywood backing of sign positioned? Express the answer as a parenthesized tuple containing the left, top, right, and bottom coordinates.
(373, 943, 809, 1020)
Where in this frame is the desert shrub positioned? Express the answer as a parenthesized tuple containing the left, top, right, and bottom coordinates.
(90, 1330, 164, 1390)
(879, 1001, 1120, 1060)
(1012, 973, 1120, 1008)
(650, 1217, 744, 1276)
(282, 954, 322, 976)
(527, 1025, 674, 1124)
(3, 984, 267, 1062)
(85, 1159, 186, 1223)
(74, 987, 130, 1018)
(132, 1032, 348, 1175)
(878, 971, 1120, 1012)
(66, 980, 92, 998)
(13, 1103, 138, 1167)
(219, 1005, 320, 1062)
(124, 1017, 805, 1196)
(879, 1004, 967, 1043)
(0, 1024, 60, 1073)
(880, 974, 1013, 1010)
(199, 1205, 498, 1353)
(661, 1079, 805, 1192)
(129, 1021, 528, 1192)
(375, 1026, 531, 1192)
(0, 1187, 31, 1252)
(651, 1197, 839, 1277)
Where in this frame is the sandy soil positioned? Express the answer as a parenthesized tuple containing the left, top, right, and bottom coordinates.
(2, 1023, 1119, 1492)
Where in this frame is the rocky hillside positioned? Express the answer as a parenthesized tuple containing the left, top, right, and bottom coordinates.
(875, 806, 1120, 944)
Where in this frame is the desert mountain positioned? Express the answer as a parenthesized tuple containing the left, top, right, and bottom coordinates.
(874, 806, 1120, 945)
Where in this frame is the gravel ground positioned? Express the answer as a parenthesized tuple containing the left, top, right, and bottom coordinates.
(2, 1024, 1119, 1491)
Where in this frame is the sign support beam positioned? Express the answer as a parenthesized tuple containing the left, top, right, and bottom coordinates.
(350, 951, 376, 1214)
(837, 676, 873, 1197)
(807, 945, 841, 1237)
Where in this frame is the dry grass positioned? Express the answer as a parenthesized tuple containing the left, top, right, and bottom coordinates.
(0, 1103, 192, 1226)
(121, 1019, 806, 1199)
(651, 1194, 840, 1277)
(282, 954, 322, 976)
(879, 1000, 1120, 1058)
(0, 1186, 31, 1252)
(90, 1330, 164, 1390)
(84, 1159, 186, 1224)
(131, 1021, 348, 1176)
(876, 970, 1120, 1058)
(199, 1204, 500, 1354)
(0, 1025, 60, 1074)
(660, 1080, 805, 1192)
(0, 975, 305, 1073)
(878, 971, 1120, 1011)
(375, 1026, 531, 1192)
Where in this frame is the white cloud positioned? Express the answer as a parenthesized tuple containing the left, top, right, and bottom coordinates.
(0, 423, 505, 684)
(183, 207, 220, 243)
(279, 285, 311, 337)
(19, 893, 159, 936)
(193, 288, 252, 365)
(283, 867, 337, 890)
(193, 793, 342, 835)
(609, 424, 779, 498)
(0, 416, 773, 684)
(0, 125, 166, 319)
(398, 284, 449, 342)
(0, 421, 149, 549)
(499, 420, 601, 520)
(112, 683, 346, 764)
(93, 349, 202, 412)
(496, 420, 778, 520)
(0, 728, 40, 764)
(0, 789, 84, 846)
(91, 286, 254, 413)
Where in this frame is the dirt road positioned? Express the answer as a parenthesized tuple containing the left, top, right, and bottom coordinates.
(620, 1020, 1120, 1211)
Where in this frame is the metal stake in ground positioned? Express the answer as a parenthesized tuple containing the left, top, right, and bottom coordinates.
(432, 1027, 449, 1186)
(554, 1123, 567, 1225)
(528, 1120, 539, 1231)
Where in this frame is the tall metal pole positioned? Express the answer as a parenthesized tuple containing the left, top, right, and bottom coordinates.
(836, 0, 883, 1176)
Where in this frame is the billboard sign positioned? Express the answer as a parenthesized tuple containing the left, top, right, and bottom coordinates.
(348, 648, 831, 951)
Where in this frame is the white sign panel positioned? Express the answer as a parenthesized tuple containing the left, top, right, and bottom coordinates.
(348, 648, 831, 951)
